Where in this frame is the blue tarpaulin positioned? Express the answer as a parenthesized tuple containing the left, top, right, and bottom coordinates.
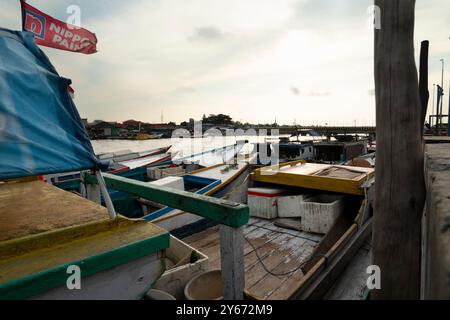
(0, 28, 101, 180)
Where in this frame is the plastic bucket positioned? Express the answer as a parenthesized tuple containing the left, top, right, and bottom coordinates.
(145, 289, 176, 300)
(184, 270, 223, 300)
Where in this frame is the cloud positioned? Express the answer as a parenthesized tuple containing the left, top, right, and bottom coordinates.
(1, 0, 448, 125)
(188, 26, 230, 42)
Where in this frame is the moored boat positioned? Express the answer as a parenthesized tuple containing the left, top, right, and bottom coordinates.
(107, 151, 176, 174)
(97, 145, 171, 162)
(0, 27, 248, 300)
(180, 159, 375, 299)
(149, 158, 254, 236)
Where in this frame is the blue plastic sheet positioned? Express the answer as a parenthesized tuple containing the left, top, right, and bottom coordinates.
(0, 28, 100, 179)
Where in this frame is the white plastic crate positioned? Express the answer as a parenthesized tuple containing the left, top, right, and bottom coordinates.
(299, 194, 344, 234)
(277, 194, 312, 218)
(247, 187, 288, 219)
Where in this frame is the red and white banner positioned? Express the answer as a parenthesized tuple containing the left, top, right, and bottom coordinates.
(20, 1, 97, 54)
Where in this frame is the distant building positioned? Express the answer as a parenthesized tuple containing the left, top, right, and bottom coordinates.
(90, 121, 120, 138)
(188, 118, 195, 131)
(123, 119, 142, 128)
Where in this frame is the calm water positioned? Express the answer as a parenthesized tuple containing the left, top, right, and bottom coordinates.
(92, 136, 262, 157)
(91, 135, 321, 157)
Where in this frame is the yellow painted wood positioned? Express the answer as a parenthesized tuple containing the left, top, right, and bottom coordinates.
(0, 181, 109, 242)
(0, 217, 168, 284)
(251, 161, 374, 195)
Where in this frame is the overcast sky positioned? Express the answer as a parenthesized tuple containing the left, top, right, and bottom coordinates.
(1, 0, 450, 125)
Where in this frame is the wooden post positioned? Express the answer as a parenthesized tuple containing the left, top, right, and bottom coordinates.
(373, 0, 425, 299)
(419, 40, 429, 130)
(86, 182, 101, 204)
(220, 225, 245, 300)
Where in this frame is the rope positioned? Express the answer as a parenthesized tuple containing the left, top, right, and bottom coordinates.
(244, 237, 329, 277)
(246, 223, 321, 243)
(244, 237, 305, 277)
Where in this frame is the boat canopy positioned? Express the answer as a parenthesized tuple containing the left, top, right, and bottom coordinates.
(0, 28, 101, 179)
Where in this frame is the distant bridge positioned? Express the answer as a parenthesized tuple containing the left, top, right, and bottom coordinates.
(270, 126, 376, 135)
(191, 125, 376, 136)
(296, 126, 375, 135)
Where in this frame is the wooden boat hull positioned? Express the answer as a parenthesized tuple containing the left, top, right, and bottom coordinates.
(97, 146, 171, 162)
(31, 252, 164, 300)
(0, 181, 170, 300)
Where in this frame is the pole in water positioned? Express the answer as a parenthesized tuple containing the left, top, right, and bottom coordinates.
(432, 84, 435, 128)
(448, 80, 450, 136)
(440, 59, 445, 131)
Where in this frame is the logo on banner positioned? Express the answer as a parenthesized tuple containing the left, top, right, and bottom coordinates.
(20, 1, 97, 54)
(23, 10, 46, 39)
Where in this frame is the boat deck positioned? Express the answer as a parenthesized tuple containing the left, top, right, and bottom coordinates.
(0, 180, 109, 242)
(183, 217, 322, 300)
(324, 240, 372, 300)
(0, 218, 169, 285)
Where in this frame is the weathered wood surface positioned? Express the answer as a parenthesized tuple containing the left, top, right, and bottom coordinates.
(422, 143, 450, 299)
(184, 218, 321, 300)
(85, 172, 249, 228)
(86, 182, 101, 204)
(0, 181, 109, 242)
(325, 241, 372, 300)
(373, 0, 425, 299)
(419, 40, 430, 129)
(220, 226, 245, 300)
(294, 219, 372, 300)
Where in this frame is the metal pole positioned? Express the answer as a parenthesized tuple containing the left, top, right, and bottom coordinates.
(95, 170, 117, 219)
(440, 59, 445, 130)
(448, 80, 450, 136)
(432, 84, 435, 128)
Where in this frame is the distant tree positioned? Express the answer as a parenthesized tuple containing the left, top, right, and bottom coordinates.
(204, 114, 233, 125)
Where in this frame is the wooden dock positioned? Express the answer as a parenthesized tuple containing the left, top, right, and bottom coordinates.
(184, 217, 322, 300)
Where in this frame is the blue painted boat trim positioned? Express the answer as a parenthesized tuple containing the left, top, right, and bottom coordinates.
(143, 176, 221, 221)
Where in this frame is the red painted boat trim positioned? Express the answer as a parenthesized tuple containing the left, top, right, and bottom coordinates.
(247, 191, 287, 198)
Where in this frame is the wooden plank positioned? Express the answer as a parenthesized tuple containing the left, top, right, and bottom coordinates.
(244, 234, 293, 289)
(183, 226, 219, 245)
(373, 0, 425, 299)
(247, 235, 309, 299)
(184, 229, 221, 250)
(266, 242, 317, 300)
(274, 218, 303, 232)
(324, 245, 372, 300)
(267, 269, 305, 300)
(0, 181, 109, 242)
(201, 225, 283, 269)
(0, 218, 169, 299)
(293, 219, 372, 300)
(252, 171, 365, 195)
(220, 226, 245, 300)
(85, 172, 249, 228)
(86, 183, 100, 204)
(251, 162, 374, 195)
(302, 211, 355, 272)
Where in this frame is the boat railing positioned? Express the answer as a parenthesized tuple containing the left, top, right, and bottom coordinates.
(83, 171, 248, 300)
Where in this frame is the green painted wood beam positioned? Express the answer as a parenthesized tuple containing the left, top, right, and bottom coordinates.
(84, 172, 249, 228)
